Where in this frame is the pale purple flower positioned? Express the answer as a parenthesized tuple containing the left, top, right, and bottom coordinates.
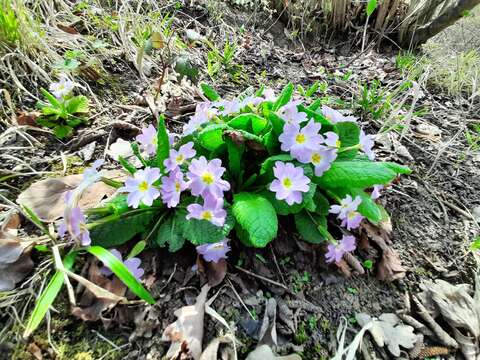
(58, 195, 91, 246)
(77, 159, 104, 194)
(278, 100, 308, 125)
(371, 185, 384, 200)
(269, 161, 310, 205)
(360, 129, 375, 160)
(49, 74, 75, 98)
(186, 194, 226, 226)
(321, 105, 356, 124)
(279, 120, 323, 160)
(119, 167, 160, 208)
(323, 132, 341, 148)
(298, 146, 337, 177)
(187, 156, 230, 198)
(325, 235, 356, 263)
(329, 195, 362, 219)
(240, 95, 263, 109)
(341, 211, 364, 230)
(164, 142, 196, 172)
(263, 88, 276, 102)
(168, 132, 176, 145)
(183, 102, 217, 135)
(101, 249, 144, 280)
(196, 239, 230, 263)
(136, 124, 157, 156)
(216, 99, 241, 116)
(160, 168, 188, 208)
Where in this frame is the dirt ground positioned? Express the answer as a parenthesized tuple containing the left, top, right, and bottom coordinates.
(1, 2, 480, 360)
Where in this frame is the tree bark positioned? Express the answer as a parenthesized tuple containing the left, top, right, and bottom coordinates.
(401, 0, 480, 48)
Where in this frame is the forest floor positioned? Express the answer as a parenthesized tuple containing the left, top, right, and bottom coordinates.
(1, 1, 480, 360)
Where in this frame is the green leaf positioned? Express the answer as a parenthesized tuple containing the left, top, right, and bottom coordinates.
(308, 99, 322, 111)
(90, 210, 158, 247)
(297, 105, 331, 126)
(294, 211, 328, 244)
(65, 96, 89, 114)
(335, 122, 360, 159)
(128, 240, 147, 258)
(24, 251, 77, 338)
(366, 0, 377, 16)
(232, 193, 278, 247)
(272, 83, 293, 111)
(226, 137, 243, 180)
(105, 194, 130, 215)
(260, 154, 293, 176)
(174, 55, 199, 83)
(40, 88, 61, 108)
(200, 83, 220, 101)
(263, 130, 279, 155)
(305, 82, 319, 97)
(264, 110, 285, 136)
(228, 113, 268, 135)
(197, 123, 228, 151)
(118, 156, 136, 175)
(156, 115, 170, 171)
(155, 212, 186, 252)
(314, 160, 408, 189)
(312, 191, 330, 215)
(53, 125, 73, 138)
(87, 246, 155, 304)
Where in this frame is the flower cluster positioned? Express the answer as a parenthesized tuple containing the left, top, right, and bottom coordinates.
(49, 74, 75, 99)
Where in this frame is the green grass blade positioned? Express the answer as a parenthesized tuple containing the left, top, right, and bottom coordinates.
(86, 246, 155, 304)
(23, 252, 77, 338)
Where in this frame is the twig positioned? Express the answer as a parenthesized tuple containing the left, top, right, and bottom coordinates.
(234, 265, 291, 293)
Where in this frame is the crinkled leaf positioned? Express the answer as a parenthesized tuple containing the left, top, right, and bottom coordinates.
(65, 96, 89, 114)
(200, 83, 220, 101)
(294, 211, 328, 244)
(156, 115, 170, 171)
(197, 123, 228, 151)
(90, 210, 159, 247)
(228, 113, 268, 135)
(155, 212, 186, 252)
(335, 122, 360, 159)
(264, 110, 285, 136)
(53, 125, 73, 138)
(232, 193, 278, 247)
(226, 137, 243, 180)
(272, 83, 293, 111)
(182, 208, 235, 246)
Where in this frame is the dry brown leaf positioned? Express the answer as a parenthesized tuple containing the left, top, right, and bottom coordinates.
(162, 284, 211, 360)
(258, 298, 278, 347)
(17, 170, 124, 222)
(17, 111, 41, 127)
(197, 256, 227, 287)
(71, 261, 127, 322)
(377, 247, 407, 281)
(0, 213, 34, 291)
(27, 342, 43, 360)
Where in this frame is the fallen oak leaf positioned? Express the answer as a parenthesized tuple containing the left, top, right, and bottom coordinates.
(162, 284, 211, 360)
(17, 170, 124, 222)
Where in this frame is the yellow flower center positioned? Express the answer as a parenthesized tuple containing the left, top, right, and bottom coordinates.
(348, 211, 357, 219)
(335, 139, 341, 148)
(295, 133, 306, 144)
(175, 182, 181, 192)
(175, 154, 184, 164)
(201, 211, 213, 220)
(311, 153, 322, 164)
(212, 243, 224, 249)
(138, 181, 149, 192)
(201, 171, 214, 185)
(282, 177, 293, 189)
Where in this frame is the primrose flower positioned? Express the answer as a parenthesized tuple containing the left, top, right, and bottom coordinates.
(76, 159, 104, 195)
(164, 142, 196, 172)
(58, 193, 91, 246)
(299, 146, 337, 177)
(187, 156, 230, 198)
(321, 105, 356, 124)
(186, 194, 226, 226)
(196, 239, 230, 263)
(279, 120, 323, 160)
(323, 132, 341, 149)
(136, 124, 157, 156)
(371, 185, 383, 200)
(119, 167, 160, 208)
(101, 249, 144, 280)
(325, 235, 356, 263)
(263, 88, 276, 102)
(160, 168, 188, 208)
(216, 99, 241, 116)
(183, 102, 217, 135)
(240, 95, 263, 109)
(360, 129, 375, 160)
(168, 132, 176, 145)
(269, 161, 310, 205)
(329, 195, 362, 219)
(49, 74, 75, 99)
(278, 100, 307, 125)
(341, 210, 364, 230)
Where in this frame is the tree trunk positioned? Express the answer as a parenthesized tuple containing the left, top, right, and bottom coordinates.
(401, 0, 480, 48)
